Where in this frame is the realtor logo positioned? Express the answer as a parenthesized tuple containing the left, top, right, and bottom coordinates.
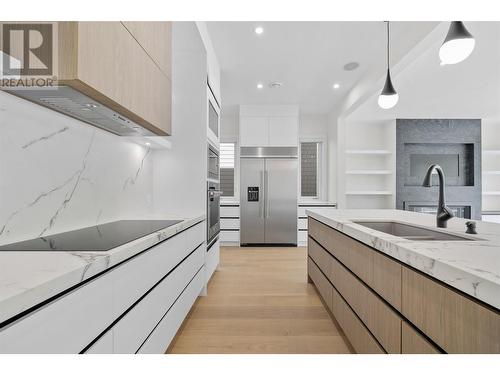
(2, 23, 53, 76)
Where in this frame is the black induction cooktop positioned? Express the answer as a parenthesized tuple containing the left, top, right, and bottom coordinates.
(0, 220, 182, 252)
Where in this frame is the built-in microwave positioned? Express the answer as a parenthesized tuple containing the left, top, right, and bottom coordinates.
(207, 83, 220, 145)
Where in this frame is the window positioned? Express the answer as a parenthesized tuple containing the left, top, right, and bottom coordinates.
(220, 142, 236, 197)
(301, 142, 320, 197)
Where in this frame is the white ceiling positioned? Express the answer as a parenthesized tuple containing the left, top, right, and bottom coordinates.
(206, 21, 439, 115)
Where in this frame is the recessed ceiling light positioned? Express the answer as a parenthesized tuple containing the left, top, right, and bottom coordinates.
(333, 83, 340, 89)
(145, 142, 151, 146)
(257, 83, 264, 89)
(254, 26, 264, 35)
(343, 62, 360, 71)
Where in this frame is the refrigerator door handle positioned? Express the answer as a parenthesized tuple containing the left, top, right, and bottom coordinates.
(259, 170, 264, 218)
(265, 170, 270, 218)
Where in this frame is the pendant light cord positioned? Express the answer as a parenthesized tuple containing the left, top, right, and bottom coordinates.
(386, 21, 390, 70)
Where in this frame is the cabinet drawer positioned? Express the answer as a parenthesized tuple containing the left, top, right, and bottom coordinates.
(401, 321, 440, 354)
(307, 258, 333, 311)
(308, 237, 333, 278)
(298, 231, 308, 245)
(138, 266, 205, 353)
(220, 230, 240, 243)
(113, 244, 204, 353)
(220, 206, 240, 218)
(298, 218, 308, 230)
(111, 221, 204, 316)
(321, 244, 402, 353)
(308, 218, 401, 311)
(85, 329, 114, 354)
(298, 207, 307, 218)
(330, 281, 385, 354)
(0, 271, 114, 353)
(221, 218, 240, 230)
(402, 267, 500, 353)
(206, 240, 220, 283)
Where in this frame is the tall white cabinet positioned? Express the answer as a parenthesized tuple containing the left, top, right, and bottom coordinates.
(239, 105, 299, 147)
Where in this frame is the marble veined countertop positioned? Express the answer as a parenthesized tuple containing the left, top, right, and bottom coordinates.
(0, 214, 205, 324)
(306, 209, 500, 310)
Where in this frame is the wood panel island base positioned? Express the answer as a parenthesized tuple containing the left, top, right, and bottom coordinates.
(307, 215, 500, 354)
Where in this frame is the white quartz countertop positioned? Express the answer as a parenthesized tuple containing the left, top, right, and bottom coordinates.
(0, 214, 205, 324)
(306, 209, 500, 310)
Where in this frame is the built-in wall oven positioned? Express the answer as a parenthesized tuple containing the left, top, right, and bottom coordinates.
(207, 143, 221, 247)
(207, 180, 221, 247)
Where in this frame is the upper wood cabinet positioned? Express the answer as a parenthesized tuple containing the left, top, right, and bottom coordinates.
(121, 22, 172, 76)
(57, 21, 172, 135)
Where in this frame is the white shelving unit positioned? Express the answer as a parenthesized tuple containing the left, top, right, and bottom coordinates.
(340, 119, 396, 209)
(345, 149, 392, 155)
(481, 121, 500, 222)
(346, 170, 392, 175)
(345, 191, 393, 195)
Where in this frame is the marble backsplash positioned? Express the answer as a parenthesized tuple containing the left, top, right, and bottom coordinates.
(0, 91, 154, 245)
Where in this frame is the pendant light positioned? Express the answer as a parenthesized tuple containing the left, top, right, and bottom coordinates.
(439, 21, 475, 65)
(378, 21, 399, 109)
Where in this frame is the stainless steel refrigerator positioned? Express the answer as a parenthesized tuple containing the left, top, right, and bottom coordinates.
(240, 147, 298, 245)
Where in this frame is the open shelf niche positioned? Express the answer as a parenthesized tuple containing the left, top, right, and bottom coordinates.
(341, 119, 396, 209)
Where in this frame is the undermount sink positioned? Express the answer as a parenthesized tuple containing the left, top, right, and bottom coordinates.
(353, 221, 476, 241)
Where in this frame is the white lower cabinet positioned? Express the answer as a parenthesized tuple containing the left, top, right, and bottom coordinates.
(0, 271, 114, 354)
(220, 230, 240, 243)
(112, 244, 204, 353)
(0, 220, 205, 354)
(138, 266, 205, 353)
(85, 329, 114, 354)
(205, 240, 220, 283)
(111, 222, 204, 316)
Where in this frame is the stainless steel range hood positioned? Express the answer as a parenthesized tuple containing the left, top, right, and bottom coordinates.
(5, 86, 157, 137)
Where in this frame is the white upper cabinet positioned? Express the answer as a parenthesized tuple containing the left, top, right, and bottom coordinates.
(240, 116, 269, 146)
(268, 117, 298, 146)
(239, 106, 299, 147)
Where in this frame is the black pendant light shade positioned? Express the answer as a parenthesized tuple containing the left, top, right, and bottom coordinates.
(439, 21, 475, 65)
(381, 69, 397, 96)
(378, 21, 399, 109)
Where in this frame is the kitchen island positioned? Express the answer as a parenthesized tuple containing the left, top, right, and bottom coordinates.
(306, 209, 500, 354)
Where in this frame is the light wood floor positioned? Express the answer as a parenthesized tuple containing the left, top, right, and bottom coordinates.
(167, 246, 353, 354)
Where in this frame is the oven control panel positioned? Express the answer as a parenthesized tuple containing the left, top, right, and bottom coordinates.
(247, 187, 259, 202)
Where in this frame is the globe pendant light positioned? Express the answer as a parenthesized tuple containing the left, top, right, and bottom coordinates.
(439, 21, 475, 65)
(378, 21, 399, 109)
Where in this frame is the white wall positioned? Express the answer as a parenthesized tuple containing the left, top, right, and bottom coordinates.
(220, 112, 239, 142)
(327, 112, 338, 203)
(153, 22, 207, 218)
(0, 90, 153, 245)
